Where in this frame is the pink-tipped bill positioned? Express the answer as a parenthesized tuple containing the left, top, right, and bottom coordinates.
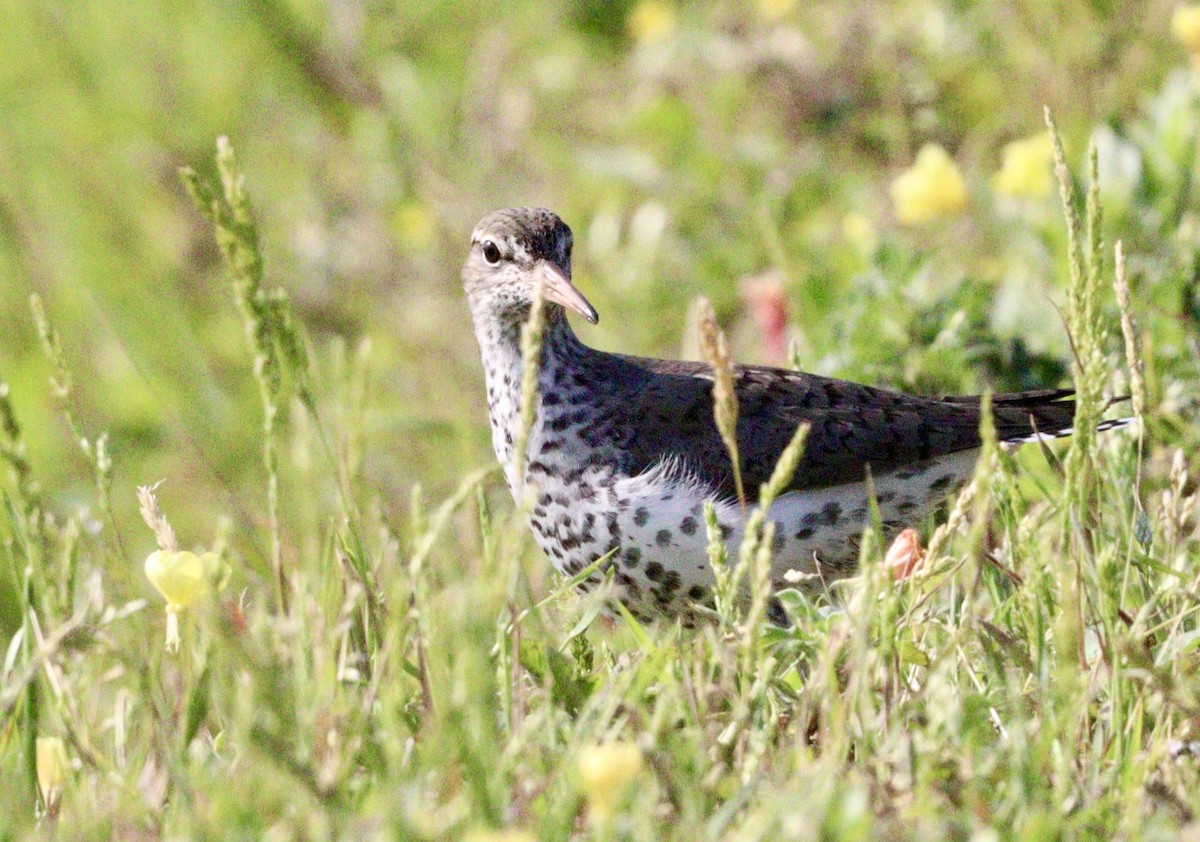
(538, 260, 598, 324)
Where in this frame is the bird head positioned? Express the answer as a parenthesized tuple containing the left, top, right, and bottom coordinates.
(462, 207, 599, 326)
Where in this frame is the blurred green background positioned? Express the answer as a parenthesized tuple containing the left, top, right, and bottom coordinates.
(1, 0, 1196, 604)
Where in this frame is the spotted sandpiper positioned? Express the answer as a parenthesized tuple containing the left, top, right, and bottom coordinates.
(463, 207, 1127, 619)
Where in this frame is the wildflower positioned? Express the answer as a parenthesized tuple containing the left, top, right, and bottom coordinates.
(1173, 5, 1200, 53)
(885, 528, 926, 581)
(841, 212, 877, 255)
(463, 830, 536, 842)
(890, 144, 968, 225)
(577, 741, 643, 819)
(627, 1, 674, 43)
(739, 272, 789, 366)
(993, 135, 1053, 198)
(392, 200, 435, 251)
(144, 550, 229, 651)
(756, 0, 798, 22)
(36, 736, 69, 808)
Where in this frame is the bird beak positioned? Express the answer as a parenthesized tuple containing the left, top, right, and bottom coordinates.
(537, 260, 599, 325)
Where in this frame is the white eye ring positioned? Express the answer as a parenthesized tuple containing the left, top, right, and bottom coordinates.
(482, 240, 501, 264)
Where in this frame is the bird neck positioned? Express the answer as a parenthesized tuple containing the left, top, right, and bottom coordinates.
(471, 303, 585, 492)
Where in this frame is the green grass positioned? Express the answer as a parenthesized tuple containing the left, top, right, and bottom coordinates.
(4, 1, 1200, 838)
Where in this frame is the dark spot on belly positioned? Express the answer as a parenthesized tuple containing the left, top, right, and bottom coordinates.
(634, 507, 650, 527)
(656, 529, 672, 547)
(680, 516, 698, 535)
(767, 597, 790, 627)
(822, 502, 842, 525)
(930, 473, 956, 493)
(623, 547, 641, 568)
(795, 527, 815, 540)
(645, 561, 665, 582)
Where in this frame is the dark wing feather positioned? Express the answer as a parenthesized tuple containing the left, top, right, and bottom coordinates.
(604, 354, 1075, 502)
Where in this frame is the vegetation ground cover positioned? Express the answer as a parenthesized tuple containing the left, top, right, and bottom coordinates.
(3, 2, 1200, 838)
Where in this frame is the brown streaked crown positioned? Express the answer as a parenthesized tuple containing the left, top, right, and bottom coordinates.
(470, 207, 573, 274)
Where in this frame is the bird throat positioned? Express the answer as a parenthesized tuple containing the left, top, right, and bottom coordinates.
(471, 304, 584, 496)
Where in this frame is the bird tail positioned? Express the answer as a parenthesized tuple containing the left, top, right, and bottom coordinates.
(1000, 415, 1135, 447)
(957, 389, 1134, 447)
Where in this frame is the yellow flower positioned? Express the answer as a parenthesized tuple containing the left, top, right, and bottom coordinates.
(577, 741, 643, 818)
(392, 200, 435, 251)
(841, 212, 877, 254)
(627, 1, 674, 43)
(145, 550, 230, 651)
(1173, 5, 1200, 52)
(889, 144, 968, 225)
(36, 736, 69, 804)
(756, 0, 797, 22)
(463, 830, 536, 842)
(145, 550, 228, 610)
(993, 135, 1053, 198)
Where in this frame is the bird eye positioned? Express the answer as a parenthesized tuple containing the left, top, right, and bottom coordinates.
(482, 240, 501, 265)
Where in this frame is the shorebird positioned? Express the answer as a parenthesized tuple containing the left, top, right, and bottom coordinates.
(463, 207, 1126, 619)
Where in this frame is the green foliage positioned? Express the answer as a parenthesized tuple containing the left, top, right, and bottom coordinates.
(2, 1, 1200, 838)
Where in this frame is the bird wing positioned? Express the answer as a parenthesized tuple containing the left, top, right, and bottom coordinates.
(607, 354, 1075, 502)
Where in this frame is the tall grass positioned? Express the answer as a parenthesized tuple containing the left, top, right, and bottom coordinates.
(5, 4, 1200, 837)
(0, 114, 1197, 840)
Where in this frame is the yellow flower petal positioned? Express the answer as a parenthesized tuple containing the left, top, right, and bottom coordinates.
(756, 0, 797, 22)
(890, 144, 968, 225)
(1174, 5, 1200, 53)
(627, 1, 674, 43)
(577, 742, 643, 818)
(463, 830, 537, 842)
(841, 212, 877, 254)
(993, 134, 1053, 199)
(145, 550, 229, 610)
(36, 736, 69, 800)
(392, 200, 435, 251)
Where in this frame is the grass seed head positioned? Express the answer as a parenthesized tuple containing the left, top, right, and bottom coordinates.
(697, 297, 745, 509)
